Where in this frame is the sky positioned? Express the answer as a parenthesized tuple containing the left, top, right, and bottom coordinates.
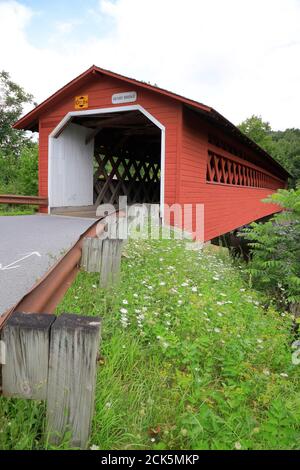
(0, 0, 299, 130)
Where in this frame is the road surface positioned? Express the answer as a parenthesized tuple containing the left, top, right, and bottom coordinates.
(0, 214, 96, 315)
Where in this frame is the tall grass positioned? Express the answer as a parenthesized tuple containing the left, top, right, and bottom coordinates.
(0, 237, 299, 450)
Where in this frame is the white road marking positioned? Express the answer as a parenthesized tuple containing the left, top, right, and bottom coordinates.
(0, 252, 42, 271)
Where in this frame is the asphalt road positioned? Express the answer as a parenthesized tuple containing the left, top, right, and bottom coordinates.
(0, 214, 96, 316)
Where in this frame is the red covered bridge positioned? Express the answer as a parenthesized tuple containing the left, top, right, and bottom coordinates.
(14, 65, 289, 241)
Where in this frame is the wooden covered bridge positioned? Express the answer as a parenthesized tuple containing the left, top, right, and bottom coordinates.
(14, 65, 289, 241)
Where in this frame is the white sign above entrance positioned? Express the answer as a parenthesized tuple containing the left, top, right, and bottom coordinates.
(112, 91, 137, 104)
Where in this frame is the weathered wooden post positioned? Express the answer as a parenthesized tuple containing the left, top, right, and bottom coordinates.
(46, 314, 101, 448)
(0, 311, 101, 449)
(1, 312, 55, 399)
(81, 214, 126, 288)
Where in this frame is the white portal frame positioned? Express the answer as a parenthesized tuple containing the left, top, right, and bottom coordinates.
(48, 105, 166, 220)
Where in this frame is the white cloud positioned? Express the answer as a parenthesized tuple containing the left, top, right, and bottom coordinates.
(0, 0, 299, 129)
(55, 21, 76, 34)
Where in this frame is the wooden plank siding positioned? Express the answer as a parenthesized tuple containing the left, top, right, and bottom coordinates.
(38, 75, 181, 212)
(36, 71, 287, 241)
(180, 108, 286, 240)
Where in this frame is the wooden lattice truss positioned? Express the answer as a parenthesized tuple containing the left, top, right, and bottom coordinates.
(207, 151, 279, 189)
(72, 110, 161, 206)
(93, 151, 160, 206)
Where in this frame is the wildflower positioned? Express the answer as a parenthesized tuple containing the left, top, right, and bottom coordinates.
(181, 282, 188, 287)
(240, 288, 246, 292)
(122, 299, 128, 305)
(159, 281, 166, 286)
(92, 284, 97, 289)
(90, 444, 100, 450)
(120, 308, 128, 314)
(280, 373, 289, 378)
(213, 276, 220, 281)
(217, 312, 223, 317)
(214, 328, 221, 333)
(150, 438, 156, 442)
(257, 339, 263, 344)
(105, 402, 112, 408)
(191, 286, 197, 292)
(235, 441, 242, 450)
(133, 293, 138, 298)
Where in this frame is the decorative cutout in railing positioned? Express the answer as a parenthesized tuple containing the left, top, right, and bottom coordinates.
(206, 151, 280, 189)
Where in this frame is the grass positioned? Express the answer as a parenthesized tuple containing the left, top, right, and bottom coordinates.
(0, 205, 37, 216)
(0, 236, 299, 450)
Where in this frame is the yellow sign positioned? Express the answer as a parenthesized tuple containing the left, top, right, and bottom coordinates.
(75, 95, 88, 110)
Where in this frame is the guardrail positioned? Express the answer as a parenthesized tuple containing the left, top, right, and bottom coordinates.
(0, 194, 48, 205)
(0, 211, 124, 448)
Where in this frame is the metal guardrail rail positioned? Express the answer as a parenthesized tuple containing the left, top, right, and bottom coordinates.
(0, 211, 123, 330)
(0, 194, 48, 205)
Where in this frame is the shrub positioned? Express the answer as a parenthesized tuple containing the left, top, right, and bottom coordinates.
(0, 145, 38, 196)
(241, 188, 300, 308)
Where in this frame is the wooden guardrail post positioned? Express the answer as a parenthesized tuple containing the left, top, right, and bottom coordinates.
(1, 313, 55, 399)
(81, 215, 126, 288)
(46, 314, 101, 448)
(0, 312, 101, 449)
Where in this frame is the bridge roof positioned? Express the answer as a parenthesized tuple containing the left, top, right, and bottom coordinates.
(14, 65, 290, 179)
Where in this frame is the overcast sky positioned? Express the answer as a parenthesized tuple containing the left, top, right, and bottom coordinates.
(0, 0, 299, 130)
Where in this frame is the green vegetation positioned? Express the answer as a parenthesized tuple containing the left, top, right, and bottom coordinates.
(0, 70, 35, 156)
(0, 146, 38, 196)
(241, 188, 300, 309)
(0, 205, 37, 216)
(238, 115, 300, 187)
(1, 236, 299, 450)
(0, 70, 38, 210)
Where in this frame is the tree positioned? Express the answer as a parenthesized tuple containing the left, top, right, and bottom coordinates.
(0, 70, 36, 155)
(241, 188, 300, 309)
(238, 115, 300, 187)
(271, 129, 300, 187)
(238, 115, 274, 154)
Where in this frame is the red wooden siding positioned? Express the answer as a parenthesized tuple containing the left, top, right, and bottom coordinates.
(180, 108, 285, 241)
(38, 75, 181, 212)
(35, 70, 287, 240)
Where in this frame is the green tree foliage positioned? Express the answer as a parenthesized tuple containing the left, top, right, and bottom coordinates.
(0, 145, 38, 195)
(238, 115, 300, 187)
(271, 129, 300, 187)
(238, 115, 274, 154)
(0, 70, 36, 155)
(241, 188, 300, 307)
